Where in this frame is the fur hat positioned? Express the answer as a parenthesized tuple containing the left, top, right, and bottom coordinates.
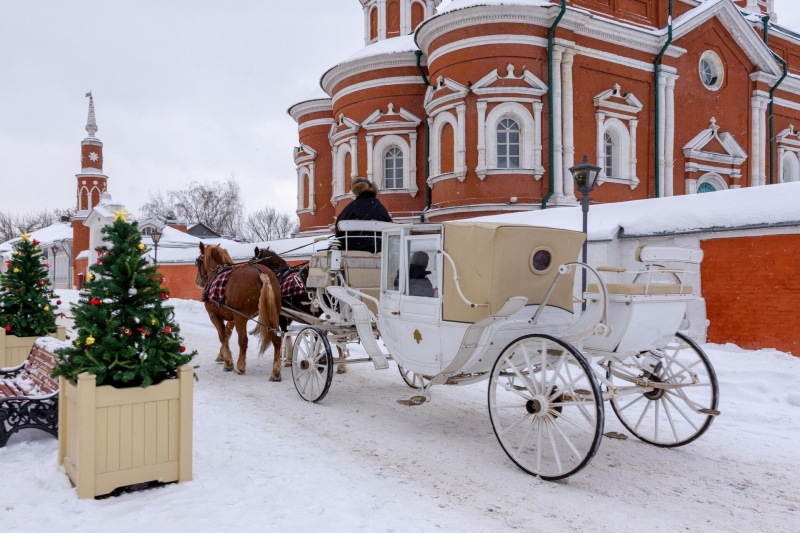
(351, 178, 379, 196)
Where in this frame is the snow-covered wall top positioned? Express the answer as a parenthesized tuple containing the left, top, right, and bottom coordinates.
(474, 182, 800, 240)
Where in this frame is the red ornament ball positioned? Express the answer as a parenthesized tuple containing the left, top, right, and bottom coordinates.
(90, 298, 101, 306)
(161, 292, 169, 300)
(4, 326, 10, 332)
(179, 346, 186, 353)
(56, 300, 62, 305)
(162, 326, 172, 333)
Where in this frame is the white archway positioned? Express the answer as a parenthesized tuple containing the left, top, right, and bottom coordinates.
(373, 134, 412, 191)
(431, 111, 458, 178)
(696, 172, 729, 193)
(781, 151, 800, 183)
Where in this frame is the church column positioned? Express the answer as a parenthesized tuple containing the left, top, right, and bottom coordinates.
(409, 131, 418, 194)
(657, 72, 667, 197)
(561, 48, 576, 202)
(751, 96, 761, 186)
(595, 111, 606, 182)
(664, 74, 676, 196)
(309, 162, 316, 211)
(759, 98, 768, 186)
(778, 146, 786, 183)
(456, 103, 467, 177)
(349, 137, 359, 181)
(378, 0, 387, 40)
(533, 102, 543, 178)
(550, 48, 564, 203)
(366, 134, 375, 181)
(297, 167, 303, 210)
(629, 119, 639, 188)
(476, 100, 488, 179)
(363, 5, 370, 45)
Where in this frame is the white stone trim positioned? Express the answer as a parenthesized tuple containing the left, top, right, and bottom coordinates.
(561, 48, 576, 203)
(690, 172, 729, 194)
(480, 101, 539, 182)
(288, 99, 332, 122)
(331, 76, 423, 107)
(332, 142, 355, 203)
(297, 165, 316, 214)
(430, 111, 463, 182)
(298, 118, 335, 132)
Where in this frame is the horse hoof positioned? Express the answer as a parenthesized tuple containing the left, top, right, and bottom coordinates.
(269, 376, 282, 382)
(215, 357, 224, 364)
(282, 361, 292, 368)
(337, 364, 348, 374)
(235, 369, 246, 376)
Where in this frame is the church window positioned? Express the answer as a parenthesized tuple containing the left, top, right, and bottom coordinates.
(699, 51, 724, 91)
(782, 152, 800, 183)
(411, 2, 425, 31)
(369, 7, 378, 41)
(385, 147, 404, 189)
(600, 118, 630, 181)
(387, 0, 401, 38)
(496, 119, 520, 169)
(604, 132, 614, 178)
(697, 182, 717, 193)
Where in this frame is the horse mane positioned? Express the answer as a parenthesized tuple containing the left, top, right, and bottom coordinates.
(257, 247, 289, 270)
(209, 245, 234, 266)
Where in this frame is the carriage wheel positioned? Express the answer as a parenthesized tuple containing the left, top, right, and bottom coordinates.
(291, 327, 333, 403)
(609, 332, 719, 447)
(398, 365, 430, 390)
(488, 335, 604, 481)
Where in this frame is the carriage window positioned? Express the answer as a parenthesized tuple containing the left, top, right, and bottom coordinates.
(405, 239, 439, 298)
(385, 234, 401, 293)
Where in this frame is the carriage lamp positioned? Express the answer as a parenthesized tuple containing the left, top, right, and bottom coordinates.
(50, 244, 59, 285)
(151, 229, 163, 264)
(569, 154, 602, 310)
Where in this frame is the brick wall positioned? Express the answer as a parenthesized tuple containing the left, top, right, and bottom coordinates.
(157, 264, 203, 301)
(701, 234, 800, 355)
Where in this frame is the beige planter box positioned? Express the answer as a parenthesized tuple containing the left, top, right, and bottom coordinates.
(0, 325, 66, 369)
(58, 365, 194, 499)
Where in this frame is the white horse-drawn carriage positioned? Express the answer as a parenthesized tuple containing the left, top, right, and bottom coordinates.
(285, 220, 719, 480)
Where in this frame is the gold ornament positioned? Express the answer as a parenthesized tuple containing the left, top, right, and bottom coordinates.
(87, 273, 95, 282)
(44, 306, 50, 311)
(111, 206, 132, 223)
(13, 268, 19, 273)
(85, 336, 95, 346)
(151, 318, 158, 325)
(137, 243, 145, 250)
(19, 232, 31, 242)
(12, 251, 18, 256)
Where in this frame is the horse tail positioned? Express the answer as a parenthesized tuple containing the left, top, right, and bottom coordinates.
(257, 270, 281, 355)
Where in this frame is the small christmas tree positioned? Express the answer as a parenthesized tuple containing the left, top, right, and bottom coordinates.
(0, 232, 59, 337)
(53, 208, 195, 388)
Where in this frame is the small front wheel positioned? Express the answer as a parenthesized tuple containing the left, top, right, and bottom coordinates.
(291, 327, 333, 403)
(488, 334, 604, 481)
(398, 365, 431, 390)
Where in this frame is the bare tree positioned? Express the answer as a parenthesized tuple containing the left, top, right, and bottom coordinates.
(141, 177, 245, 238)
(0, 207, 76, 243)
(242, 207, 299, 242)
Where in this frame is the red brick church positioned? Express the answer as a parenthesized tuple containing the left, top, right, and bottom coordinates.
(289, 0, 800, 234)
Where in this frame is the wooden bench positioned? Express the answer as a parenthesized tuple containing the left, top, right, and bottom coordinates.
(0, 338, 67, 448)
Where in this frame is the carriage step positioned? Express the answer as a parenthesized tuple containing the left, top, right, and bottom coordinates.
(699, 408, 721, 416)
(397, 396, 427, 407)
(604, 432, 628, 441)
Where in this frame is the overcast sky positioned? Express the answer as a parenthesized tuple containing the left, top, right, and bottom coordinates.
(0, 1, 798, 219)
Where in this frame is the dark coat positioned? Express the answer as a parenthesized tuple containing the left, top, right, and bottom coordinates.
(335, 191, 392, 253)
(393, 265, 434, 297)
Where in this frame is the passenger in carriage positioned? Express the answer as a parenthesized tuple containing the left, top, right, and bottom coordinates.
(335, 178, 392, 253)
(394, 251, 435, 298)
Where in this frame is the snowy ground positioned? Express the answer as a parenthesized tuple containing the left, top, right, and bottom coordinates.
(2, 291, 799, 532)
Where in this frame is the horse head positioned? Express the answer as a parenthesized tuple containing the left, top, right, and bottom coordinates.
(195, 242, 234, 289)
(253, 246, 288, 271)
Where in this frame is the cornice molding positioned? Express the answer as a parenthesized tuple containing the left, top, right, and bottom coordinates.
(321, 52, 424, 96)
(288, 99, 333, 122)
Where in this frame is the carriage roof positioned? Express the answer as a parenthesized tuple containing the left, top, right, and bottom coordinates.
(440, 221, 585, 323)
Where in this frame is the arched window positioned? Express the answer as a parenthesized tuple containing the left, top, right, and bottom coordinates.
(782, 152, 800, 183)
(387, 0, 400, 38)
(695, 172, 728, 193)
(80, 187, 89, 211)
(384, 147, 404, 189)
(697, 182, 717, 193)
(496, 118, 520, 169)
(604, 132, 614, 178)
(411, 1, 425, 31)
(600, 118, 631, 181)
(369, 7, 378, 41)
(439, 122, 455, 175)
(91, 187, 100, 209)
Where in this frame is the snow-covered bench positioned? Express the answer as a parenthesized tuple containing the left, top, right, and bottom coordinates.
(0, 338, 66, 447)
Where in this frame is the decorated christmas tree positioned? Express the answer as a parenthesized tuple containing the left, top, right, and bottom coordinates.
(0, 233, 59, 337)
(53, 208, 195, 388)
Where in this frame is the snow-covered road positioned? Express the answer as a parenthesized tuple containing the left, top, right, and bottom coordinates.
(2, 293, 798, 532)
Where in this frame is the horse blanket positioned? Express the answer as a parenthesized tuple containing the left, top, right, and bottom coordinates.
(202, 267, 235, 303)
(280, 270, 307, 299)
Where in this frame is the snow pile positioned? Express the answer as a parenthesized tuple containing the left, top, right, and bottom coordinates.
(1, 296, 798, 530)
(474, 182, 800, 240)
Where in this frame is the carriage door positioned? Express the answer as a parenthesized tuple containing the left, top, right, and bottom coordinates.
(397, 235, 443, 375)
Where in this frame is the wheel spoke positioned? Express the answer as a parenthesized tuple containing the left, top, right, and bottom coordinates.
(634, 400, 652, 432)
(618, 394, 645, 413)
(499, 412, 532, 437)
(536, 417, 543, 472)
(548, 409, 591, 435)
(539, 339, 547, 394)
(502, 355, 537, 397)
(664, 392, 700, 431)
(516, 417, 537, 455)
(654, 397, 660, 441)
(545, 353, 567, 398)
(545, 417, 563, 475)
(550, 415, 581, 459)
(519, 344, 540, 395)
(662, 398, 680, 442)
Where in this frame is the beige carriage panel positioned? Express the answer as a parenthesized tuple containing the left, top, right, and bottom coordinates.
(587, 283, 694, 296)
(307, 252, 331, 288)
(442, 222, 585, 323)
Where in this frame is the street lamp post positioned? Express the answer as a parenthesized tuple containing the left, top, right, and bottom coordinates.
(569, 154, 602, 310)
(151, 229, 163, 263)
(50, 244, 60, 288)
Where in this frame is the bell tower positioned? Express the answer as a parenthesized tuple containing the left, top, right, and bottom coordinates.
(76, 92, 109, 212)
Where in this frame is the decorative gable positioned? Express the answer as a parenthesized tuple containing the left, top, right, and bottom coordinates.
(683, 117, 747, 167)
(329, 114, 361, 145)
(471, 65, 547, 97)
(294, 144, 318, 165)
(424, 76, 470, 113)
(593, 84, 644, 117)
(362, 104, 422, 131)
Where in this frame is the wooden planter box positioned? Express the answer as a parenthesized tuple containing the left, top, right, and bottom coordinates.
(0, 326, 66, 369)
(58, 365, 193, 499)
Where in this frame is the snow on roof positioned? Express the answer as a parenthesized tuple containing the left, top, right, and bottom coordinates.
(1, 222, 73, 249)
(288, 87, 331, 112)
(149, 234, 333, 264)
(473, 183, 800, 241)
(437, 0, 551, 14)
(339, 34, 419, 65)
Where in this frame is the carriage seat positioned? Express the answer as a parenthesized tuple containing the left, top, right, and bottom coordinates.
(307, 250, 382, 290)
(586, 283, 694, 296)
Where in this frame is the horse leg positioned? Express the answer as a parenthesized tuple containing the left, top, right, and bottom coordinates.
(270, 330, 282, 382)
(234, 315, 249, 376)
(216, 321, 235, 364)
(210, 313, 234, 372)
(336, 345, 348, 374)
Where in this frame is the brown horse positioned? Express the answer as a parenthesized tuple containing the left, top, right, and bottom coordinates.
(195, 243, 283, 380)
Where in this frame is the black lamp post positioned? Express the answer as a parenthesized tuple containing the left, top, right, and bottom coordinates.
(151, 229, 163, 263)
(569, 154, 602, 310)
(50, 244, 59, 287)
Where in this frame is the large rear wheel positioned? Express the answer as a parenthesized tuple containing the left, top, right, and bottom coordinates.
(609, 332, 719, 447)
(488, 334, 604, 481)
(291, 327, 333, 403)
